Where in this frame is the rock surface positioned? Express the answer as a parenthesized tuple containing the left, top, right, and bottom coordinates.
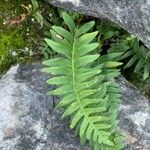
(0, 64, 150, 150)
(46, 0, 150, 49)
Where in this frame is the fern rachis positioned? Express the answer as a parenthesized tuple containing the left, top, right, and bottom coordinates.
(42, 12, 123, 150)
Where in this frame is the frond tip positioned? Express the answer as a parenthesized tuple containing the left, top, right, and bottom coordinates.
(42, 12, 124, 150)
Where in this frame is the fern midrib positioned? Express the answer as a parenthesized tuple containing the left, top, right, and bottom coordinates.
(71, 31, 108, 143)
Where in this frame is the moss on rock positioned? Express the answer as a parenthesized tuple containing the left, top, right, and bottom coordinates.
(0, 0, 38, 73)
(0, 0, 62, 74)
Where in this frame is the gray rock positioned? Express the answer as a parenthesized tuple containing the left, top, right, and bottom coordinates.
(0, 64, 150, 150)
(0, 64, 88, 150)
(117, 77, 150, 150)
(46, 0, 150, 49)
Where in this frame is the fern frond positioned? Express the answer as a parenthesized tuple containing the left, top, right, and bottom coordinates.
(42, 12, 123, 149)
(39, 30, 57, 59)
(121, 39, 150, 80)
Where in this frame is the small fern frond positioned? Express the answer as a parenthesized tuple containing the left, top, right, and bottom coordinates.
(42, 12, 123, 149)
(39, 31, 57, 59)
(121, 39, 150, 80)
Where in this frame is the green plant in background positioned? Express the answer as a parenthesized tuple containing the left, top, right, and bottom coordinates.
(30, 0, 43, 26)
(58, 8, 81, 21)
(121, 38, 150, 80)
(0, 0, 45, 74)
(108, 35, 150, 80)
(39, 30, 57, 59)
(42, 12, 124, 150)
(97, 21, 120, 44)
(0, 29, 25, 72)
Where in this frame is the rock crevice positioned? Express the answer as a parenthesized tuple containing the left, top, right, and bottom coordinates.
(46, 0, 150, 48)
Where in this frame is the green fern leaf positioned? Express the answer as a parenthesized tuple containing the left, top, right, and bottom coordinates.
(77, 31, 98, 46)
(77, 43, 99, 56)
(46, 76, 70, 85)
(42, 58, 71, 67)
(143, 65, 149, 80)
(43, 12, 123, 150)
(77, 21, 95, 36)
(124, 55, 138, 68)
(52, 26, 73, 42)
(44, 39, 70, 58)
(62, 12, 76, 33)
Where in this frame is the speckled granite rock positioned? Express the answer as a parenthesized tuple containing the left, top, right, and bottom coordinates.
(0, 64, 88, 150)
(117, 77, 150, 150)
(0, 64, 150, 150)
(46, 0, 150, 49)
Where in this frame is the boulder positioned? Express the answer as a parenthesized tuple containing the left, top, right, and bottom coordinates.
(0, 64, 150, 150)
(45, 0, 150, 49)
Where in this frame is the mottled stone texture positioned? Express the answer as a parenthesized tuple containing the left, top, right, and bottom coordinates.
(0, 64, 88, 150)
(46, 0, 150, 48)
(117, 77, 150, 150)
(0, 64, 150, 150)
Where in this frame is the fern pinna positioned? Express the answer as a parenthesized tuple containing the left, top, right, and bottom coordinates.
(42, 12, 124, 150)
